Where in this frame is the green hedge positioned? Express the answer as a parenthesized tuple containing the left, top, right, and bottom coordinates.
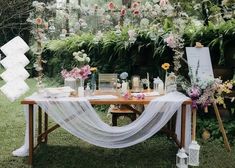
(42, 20, 235, 80)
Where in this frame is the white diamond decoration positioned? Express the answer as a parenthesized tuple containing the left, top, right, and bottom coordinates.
(0, 36, 30, 102)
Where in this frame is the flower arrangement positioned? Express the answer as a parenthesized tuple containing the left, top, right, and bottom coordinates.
(215, 80, 235, 108)
(61, 65, 91, 80)
(73, 49, 90, 65)
(61, 50, 91, 80)
(178, 68, 235, 109)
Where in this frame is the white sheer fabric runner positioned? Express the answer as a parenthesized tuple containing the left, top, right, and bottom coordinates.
(13, 92, 191, 156)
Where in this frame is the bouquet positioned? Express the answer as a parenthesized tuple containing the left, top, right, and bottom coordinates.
(177, 67, 235, 109)
(61, 65, 91, 80)
(61, 49, 91, 80)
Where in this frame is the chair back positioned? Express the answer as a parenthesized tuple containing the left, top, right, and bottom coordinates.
(98, 73, 118, 92)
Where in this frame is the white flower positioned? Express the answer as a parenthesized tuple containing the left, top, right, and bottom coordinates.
(140, 18, 149, 28)
(79, 19, 87, 28)
(192, 19, 203, 29)
(145, 2, 152, 11)
(128, 29, 137, 44)
(106, 15, 111, 20)
(152, 0, 159, 3)
(73, 52, 78, 57)
(83, 53, 87, 58)
(164, 34, 177, 48)
(86, 57, 90, 63)
(128, 30, 136, 38)
(75, 56, 85, 62)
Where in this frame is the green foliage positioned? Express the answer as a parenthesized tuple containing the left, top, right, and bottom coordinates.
(184, 19, 235, 65)
(43, 27, 169, 79)
(42, 19, 235, 80)
(197, 116, 235, 143)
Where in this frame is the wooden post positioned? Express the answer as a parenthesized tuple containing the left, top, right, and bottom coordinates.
(212, 102, 231, 152)
(44, 113, 48, 143)
(38, 107, 42, 144)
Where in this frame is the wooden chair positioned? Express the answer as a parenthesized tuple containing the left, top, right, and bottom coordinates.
(98, 73, 138, 126)
(109, 105, 138, 126)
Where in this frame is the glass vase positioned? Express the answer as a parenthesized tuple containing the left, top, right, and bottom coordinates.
(78, 78, 84, 97)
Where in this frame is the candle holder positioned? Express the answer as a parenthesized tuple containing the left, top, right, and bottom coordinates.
(131, 75, 141, 93)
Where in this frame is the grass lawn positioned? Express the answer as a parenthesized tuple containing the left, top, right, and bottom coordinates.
(0, 78, 235, 168)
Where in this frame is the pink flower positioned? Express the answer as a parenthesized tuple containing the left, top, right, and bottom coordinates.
(35, 18, 43, 25)
(78, 65, 91, 79)
(164, 34, 177, 48)
(124, 92, 131, 99)
(107, 2, 115, 10)
(159, 0, 169, 7)
(61, 69, 70, 79)
(132, 2, 140, 9)
(136, 93, 145, 100)
(120, 7, 126, 16)
(61, 65, 91, 80)
(132, 9, 140, 16)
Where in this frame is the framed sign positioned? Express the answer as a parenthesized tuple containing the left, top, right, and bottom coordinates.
(186, 47, 214, 81)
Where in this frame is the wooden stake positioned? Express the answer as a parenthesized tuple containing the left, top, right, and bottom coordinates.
(212, 102, 231, 152)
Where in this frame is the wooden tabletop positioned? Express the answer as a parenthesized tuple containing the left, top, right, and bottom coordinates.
(21, 91, 192, 105)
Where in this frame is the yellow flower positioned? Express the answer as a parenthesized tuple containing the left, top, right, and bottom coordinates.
(90, 67, 97, 72)
(161, 63, 170, 70)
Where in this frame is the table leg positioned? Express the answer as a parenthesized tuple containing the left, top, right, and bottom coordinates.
(192, 108, 197, 141)
(38, 107, 42, 144)
(181, 104, 186, 148)
(44, 112, 48, 143)
(28, 104, 34, 165)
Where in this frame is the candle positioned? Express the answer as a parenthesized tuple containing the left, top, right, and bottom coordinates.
(147, 72, 150, 90)
(121, 82, 128, 94)
(78, 86, 84, 97)
(132, 76, 139, 87)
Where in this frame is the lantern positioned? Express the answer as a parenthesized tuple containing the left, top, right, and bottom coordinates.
(176, 148, 188, 168)
(189, 140, 200, 166)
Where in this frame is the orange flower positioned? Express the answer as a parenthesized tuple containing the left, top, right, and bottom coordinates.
(35, 17, 43, 25)
(161, 63, 170, 70)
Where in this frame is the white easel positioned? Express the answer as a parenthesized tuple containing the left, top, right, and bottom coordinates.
(187, 43, 231, 151)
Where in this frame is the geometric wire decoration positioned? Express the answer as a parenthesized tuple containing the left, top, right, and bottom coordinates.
(0, 36, 30, 101)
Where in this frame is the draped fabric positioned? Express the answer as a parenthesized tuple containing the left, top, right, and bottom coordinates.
(33, 91, 191, 149)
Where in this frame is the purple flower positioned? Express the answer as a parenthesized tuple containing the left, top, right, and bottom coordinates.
(136, 93, 145, 100)
(187, 86, 201, 99)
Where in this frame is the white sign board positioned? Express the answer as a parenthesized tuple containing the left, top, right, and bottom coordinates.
(186, 47, 214, 81)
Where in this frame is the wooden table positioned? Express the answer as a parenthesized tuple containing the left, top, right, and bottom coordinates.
(21, 92, 192, 165)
